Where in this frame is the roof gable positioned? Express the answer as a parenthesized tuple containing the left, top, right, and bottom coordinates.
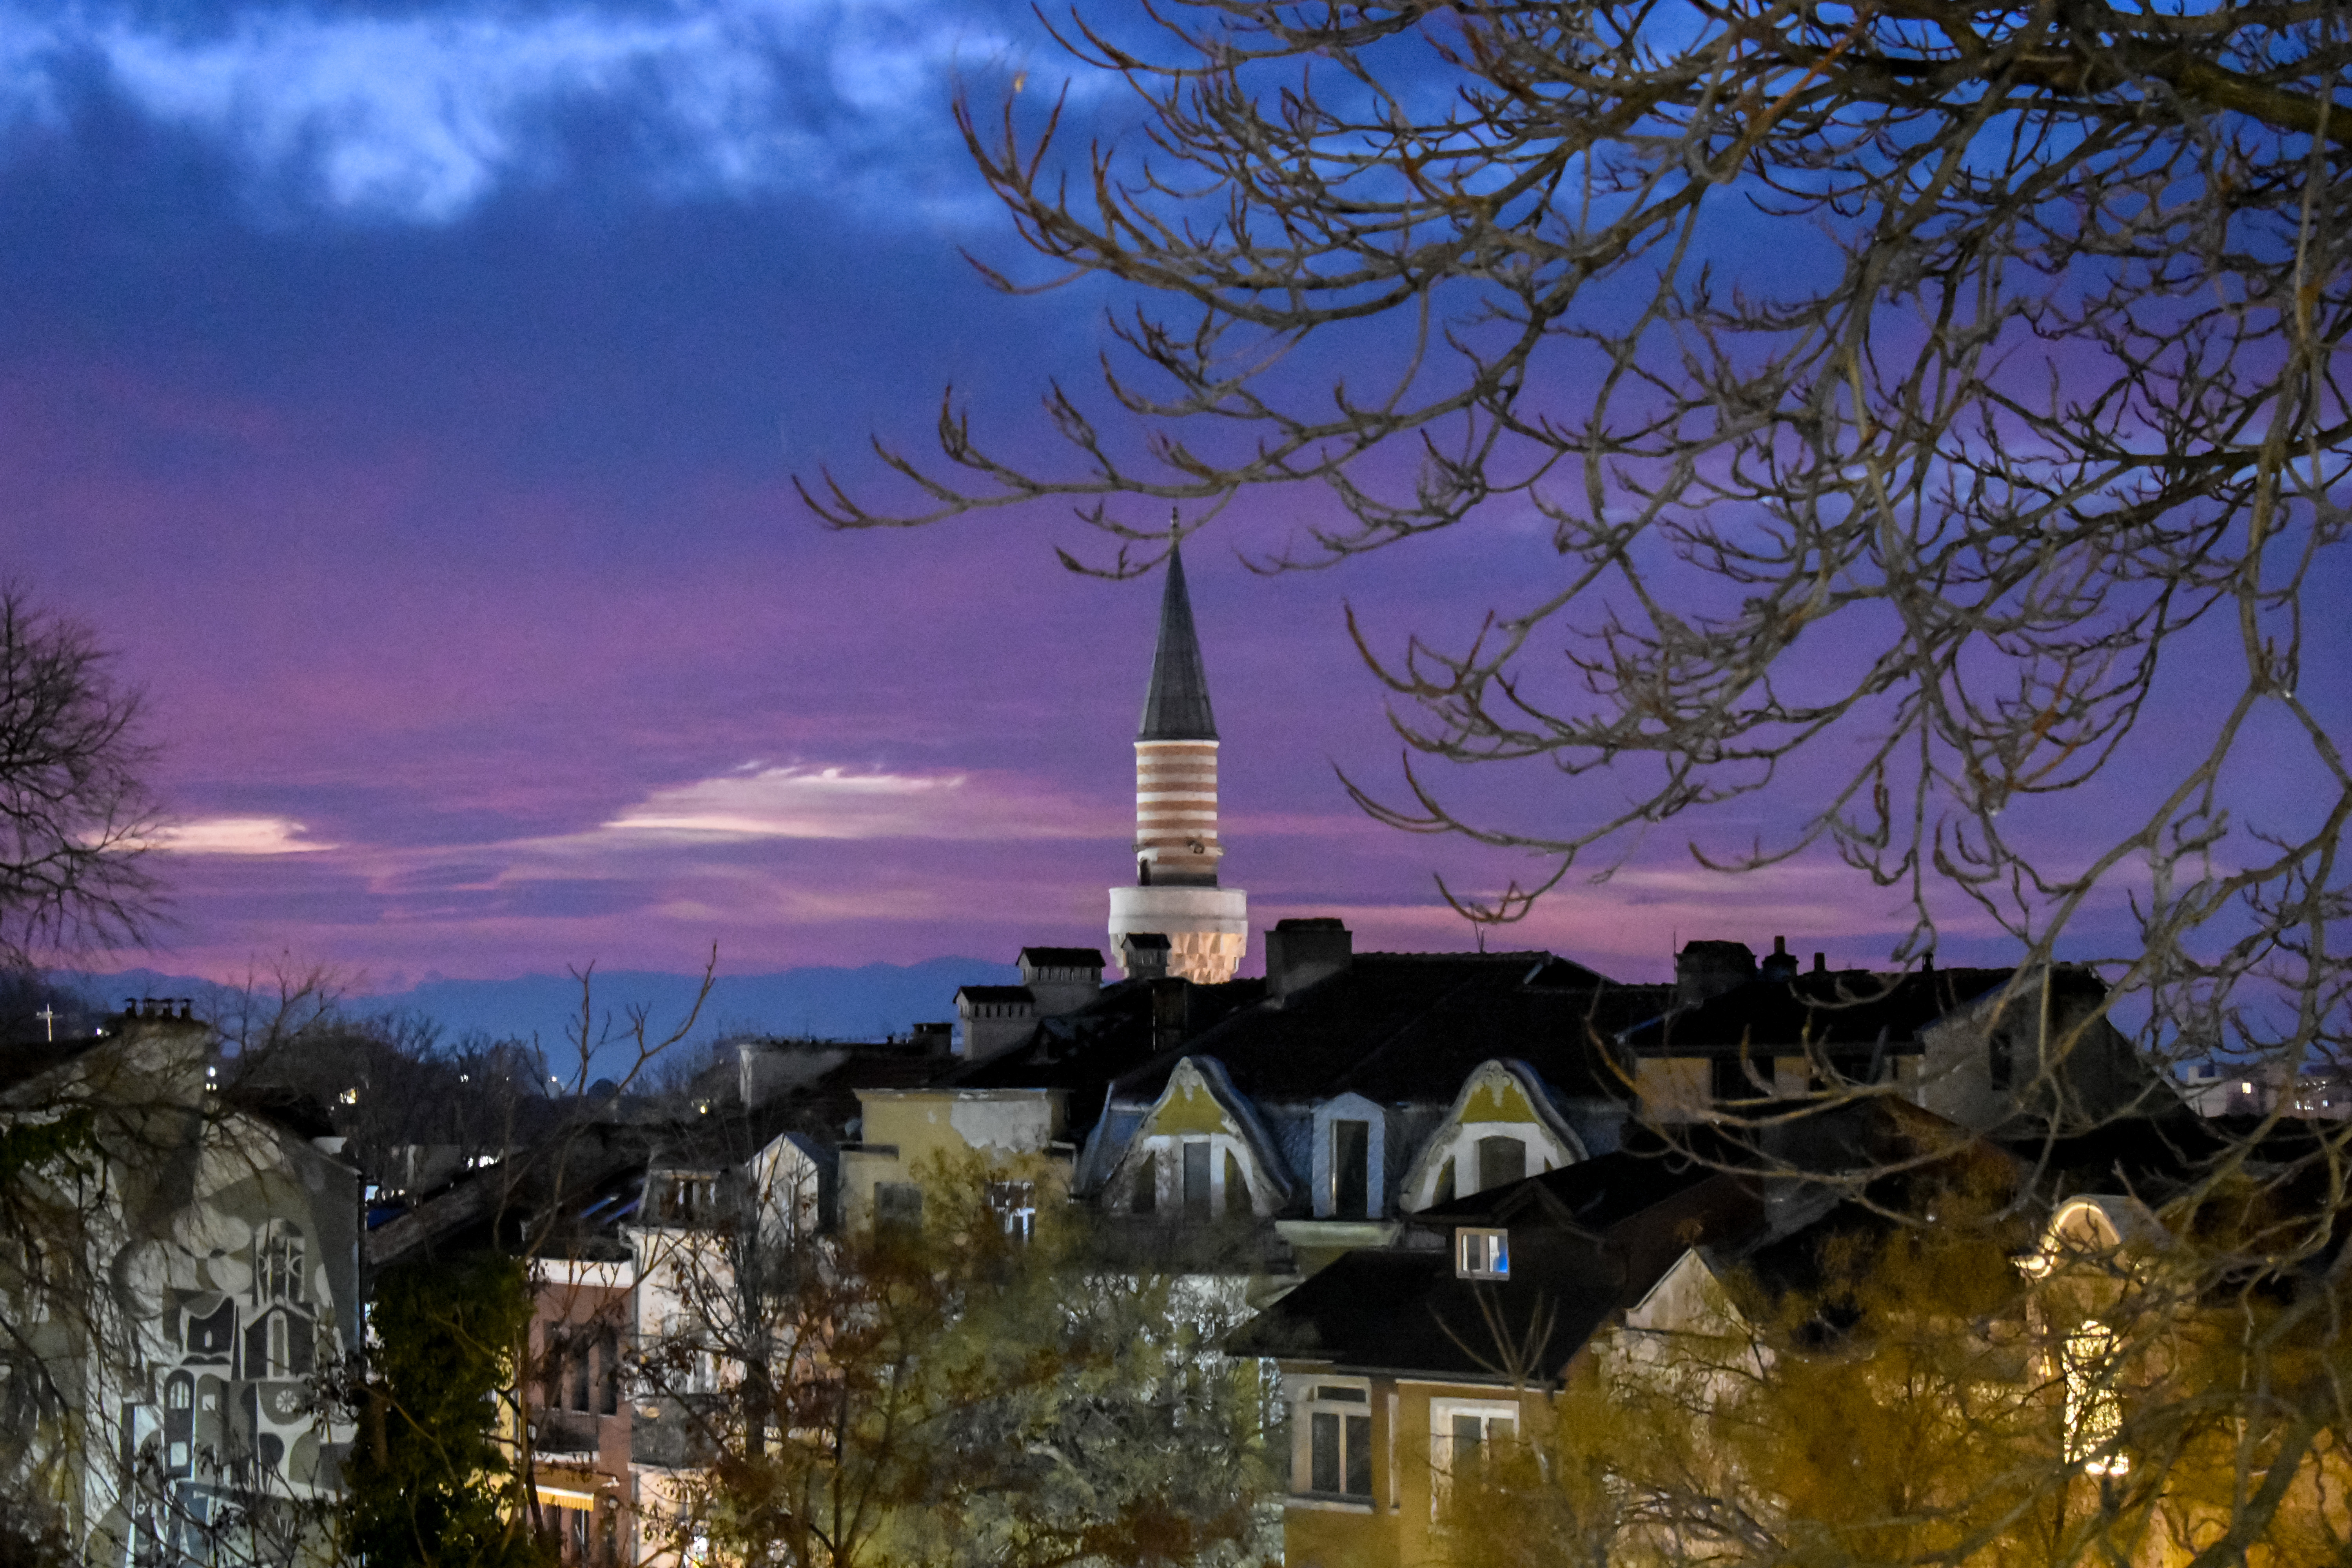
(1395, 1059, 1589, 1209)
(1109, 1056, 1294, 1204)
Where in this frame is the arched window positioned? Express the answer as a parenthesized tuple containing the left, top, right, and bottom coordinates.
(165, 1375, 193, 1411)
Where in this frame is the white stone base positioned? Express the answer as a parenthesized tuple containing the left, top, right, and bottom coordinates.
(1108, 885, 1249, 984)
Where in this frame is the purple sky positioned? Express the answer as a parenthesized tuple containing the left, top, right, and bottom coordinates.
(3, 0, 2334, 997)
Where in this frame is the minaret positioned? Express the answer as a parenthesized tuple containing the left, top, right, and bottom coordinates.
(1107, 544, 1248, 983)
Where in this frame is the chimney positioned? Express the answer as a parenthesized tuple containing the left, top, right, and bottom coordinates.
(1760, 935, 1798, 982)
(955, 985, 1038, 1060)
(1265, 918, 1351, 1003)
(1118, 931, 1172, 982)
(910, 1022, 954, 1057)
(1018, 947, 1105, 1017)
(1674, 941, 1757, 1007)
(1813, 951, 1827, 974)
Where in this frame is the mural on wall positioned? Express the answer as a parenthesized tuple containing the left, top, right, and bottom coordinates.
(115, 1129, 359, 1567)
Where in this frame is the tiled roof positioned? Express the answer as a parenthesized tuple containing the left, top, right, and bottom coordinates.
(939, 977, 1266, 1136)
(1020, 947, 1106, 969)
(1231, 1147, 1765, 1379)
(1409, 1129, 1729, 1232)
(956, 985, 1036, 1005)
(1113, 954, 1657, 1105)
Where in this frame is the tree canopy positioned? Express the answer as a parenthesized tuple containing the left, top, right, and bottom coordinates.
(344, 1251, 551, 1568)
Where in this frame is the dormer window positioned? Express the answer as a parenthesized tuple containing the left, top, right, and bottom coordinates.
(1456, 1227, 1509, 1279)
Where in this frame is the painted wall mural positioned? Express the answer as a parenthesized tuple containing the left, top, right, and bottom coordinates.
(113, 1119, 361, 1567)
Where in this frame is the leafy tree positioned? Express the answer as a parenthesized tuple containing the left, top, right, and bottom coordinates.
(1433, 1165, 2352, 1568)
(343, 1251, 552, 1568)
(639, 1149, 1278, 1568)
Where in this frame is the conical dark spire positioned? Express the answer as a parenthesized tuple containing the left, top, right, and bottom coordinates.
(1137, 543, 1218, 741)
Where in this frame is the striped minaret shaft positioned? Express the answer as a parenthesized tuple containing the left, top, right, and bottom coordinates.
(1136, 737, 1220, 884)
(1133, 542, 1222, 888)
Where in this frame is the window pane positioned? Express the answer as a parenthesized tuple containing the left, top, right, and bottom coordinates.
(1310, 1411, 1340, 1494)
(1452, 1413, 1483, 1455)
(1333, 1120, 1370, 1218)
(876, 1183, 924, 1233)
(1345, 1414, 1373, 1497)
(1133, 1149, 1158, 1215)
(1183, 1142, 1212, 1220)
(1223, 1151, 1247, 1219)
(1476, 1136, 1525, 1192)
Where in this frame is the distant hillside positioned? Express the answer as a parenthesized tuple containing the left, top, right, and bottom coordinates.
(50, 958, 1011, 1062)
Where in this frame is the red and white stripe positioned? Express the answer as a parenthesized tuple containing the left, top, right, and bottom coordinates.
(1135, 739, 1221, 869)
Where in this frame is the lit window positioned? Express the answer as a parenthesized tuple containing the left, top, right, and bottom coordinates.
(2063, 1318, 2128, 1476)
(987, 1180, 1036, 1242)
(1456, 1227, 1509, 1280)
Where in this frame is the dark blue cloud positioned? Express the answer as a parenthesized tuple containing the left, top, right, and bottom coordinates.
(0, 0, 1051, 224)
